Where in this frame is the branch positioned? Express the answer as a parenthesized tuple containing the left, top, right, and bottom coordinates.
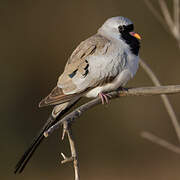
(144, 0, 180, 46)
(174, 0, 180, 33)
(141, 131, 180, 154)
(139, 59, 180, 142)
(61, 121, 79, 180)
(158, 0, 175, 30)
(44, 85, 180, 137)
(143, 0, 180, 156)
(143, 0, 169, 31)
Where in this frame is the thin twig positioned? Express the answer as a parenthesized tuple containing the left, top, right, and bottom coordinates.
(44, 85, 180, 137)
(174, 0, 180, 46)
(144, 0, 180, 45)
(61, 121, 79, 180)
(174, 0, 180, 38)
(143, 0, 168, 31)
(143, 0, 180, 151)
(139, 59, 180, 142)
(158, 0, 175, 32)
(141, 131, 180, 154)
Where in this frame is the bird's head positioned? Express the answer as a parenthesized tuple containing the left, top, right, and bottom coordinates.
(98, 16, 141, 41)
(98, 16, 141, 55)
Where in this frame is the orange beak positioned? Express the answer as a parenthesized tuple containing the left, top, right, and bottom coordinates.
(129, 32, 141, 40)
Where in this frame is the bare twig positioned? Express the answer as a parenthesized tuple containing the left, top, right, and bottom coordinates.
(141, 131, 180, 154)
(174, 0, 180, 45)
(144, 0, 180, 45)
(139, 59, 180, 142)
(174, 0, 180, 32)
(143, 0, 180, 150)
(144, 0, 168, 31)
(44, 85, 180, 137)
(158, 0, 175, 31)
(61, 121, 79, 180)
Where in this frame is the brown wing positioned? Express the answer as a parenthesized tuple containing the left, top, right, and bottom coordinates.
(39, 86, 81, 107)
(57, 34, 111, 94)
(39, 34, 111, 107)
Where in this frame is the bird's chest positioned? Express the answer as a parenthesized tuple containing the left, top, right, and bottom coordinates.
(88, 45, 126, 79)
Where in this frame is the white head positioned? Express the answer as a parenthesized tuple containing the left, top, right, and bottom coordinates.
(98, 16, 140, 39)
(98, 16, 141, 55)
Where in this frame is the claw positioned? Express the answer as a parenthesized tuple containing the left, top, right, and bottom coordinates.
(98, 92, 111, 104)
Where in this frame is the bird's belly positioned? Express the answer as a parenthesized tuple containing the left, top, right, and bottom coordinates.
(85, 86, 103, 98)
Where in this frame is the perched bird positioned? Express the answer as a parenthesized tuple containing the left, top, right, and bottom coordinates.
(14, 16, 141, 173)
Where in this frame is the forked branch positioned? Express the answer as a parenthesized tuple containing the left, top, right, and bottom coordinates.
(61, 121, 79, 180)
(144, 0, 180, 46)
(140, 59, 180, 142)
(143, 0, 180, 153)
(44, 85, 180, 180)
(44, 85, 180, 137)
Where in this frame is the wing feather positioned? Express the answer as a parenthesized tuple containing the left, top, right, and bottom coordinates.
(58, 34, 111, 93)
(39, 34, 112, 107)
(39, 87, 80, 107)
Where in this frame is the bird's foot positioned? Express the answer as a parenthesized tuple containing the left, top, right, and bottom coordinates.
(98, 92, 111, 104)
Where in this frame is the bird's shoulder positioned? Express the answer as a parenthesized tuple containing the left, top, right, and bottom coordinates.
(57, 34, 111, 87)
(67, 34, 111, 65)
(55, 34, 112, 94)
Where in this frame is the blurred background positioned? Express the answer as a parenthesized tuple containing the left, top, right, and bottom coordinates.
(1, 0, 180, 179)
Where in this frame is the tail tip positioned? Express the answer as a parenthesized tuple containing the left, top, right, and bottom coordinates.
(38, 99, 46, 108)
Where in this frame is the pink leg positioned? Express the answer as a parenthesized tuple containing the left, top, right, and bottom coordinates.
(98, 92, 111, 104)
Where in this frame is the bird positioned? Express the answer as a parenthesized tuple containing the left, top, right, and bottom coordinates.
(14, 16, 141, 174)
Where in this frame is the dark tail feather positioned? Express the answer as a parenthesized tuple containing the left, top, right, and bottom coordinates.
(14, 115, 54, 174)
(14, 98, 80, 174)
(15, 135, 45, 173)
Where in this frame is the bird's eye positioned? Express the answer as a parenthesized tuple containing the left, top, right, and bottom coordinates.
(118, 25, 125, 32)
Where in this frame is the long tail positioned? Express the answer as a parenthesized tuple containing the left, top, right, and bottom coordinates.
(14, 99, 80, 174)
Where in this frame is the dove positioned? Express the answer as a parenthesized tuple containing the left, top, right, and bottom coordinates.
(14, 16, 141, 173)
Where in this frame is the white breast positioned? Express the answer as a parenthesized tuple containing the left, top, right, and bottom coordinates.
(85, 40, 139, 98)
